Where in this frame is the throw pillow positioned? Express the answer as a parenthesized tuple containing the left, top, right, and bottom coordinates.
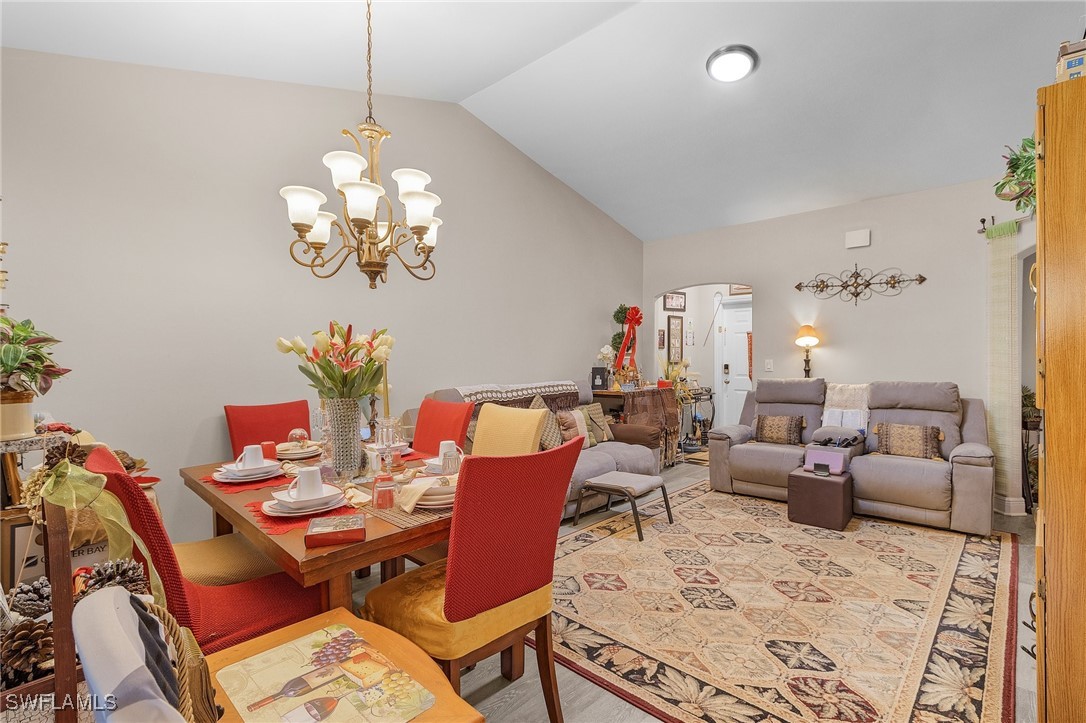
(753, 414, 804, 445)
(876, 423, 944, 460)
(578, 403, 613, 443)
(529, 395, 564, 451)
(556, 410, 591, 449)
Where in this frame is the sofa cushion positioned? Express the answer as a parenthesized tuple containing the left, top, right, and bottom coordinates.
(754, 378, 826, 405)
(730, 443, 805, 489)
(529, 396, 564, 451)
(580, 403, 614, 442)
(868, 381, 961, 413)
(867, 409, 962, 459)
(876, 423, 944, 460)
(755, 402, 822, 444)
(849, 455, 952, 511)
(593, 441, 656, 475)
(557, 410, 592, 448)
(753, 415, 803, 445)
(568, 449, 618, 502)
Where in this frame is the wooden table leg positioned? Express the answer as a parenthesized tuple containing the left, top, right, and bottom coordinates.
(322, 573, 354, 612)
(213, 511, 233, 537)
(380, 556, 405, 582)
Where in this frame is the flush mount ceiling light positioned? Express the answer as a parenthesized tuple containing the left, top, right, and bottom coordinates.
(706, 45, 759, 82)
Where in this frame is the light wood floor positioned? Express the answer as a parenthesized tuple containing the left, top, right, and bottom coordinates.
(350, 463, 1037, 723)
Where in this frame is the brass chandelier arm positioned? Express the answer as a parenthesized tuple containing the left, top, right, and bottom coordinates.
(391, 249, 436, 281)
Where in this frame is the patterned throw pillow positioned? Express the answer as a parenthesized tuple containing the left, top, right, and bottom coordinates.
(556, 410, 592, 449)
(529, 395, 564, 451)
(876, 423, 944, 460)
(578, 403, 614, 443)
(753, 415, 804, 445)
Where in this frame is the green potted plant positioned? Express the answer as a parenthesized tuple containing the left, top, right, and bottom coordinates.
(1022, 385, 1042, 431)
(994, 137, 1037, 214)
(0, 317, 71, 441)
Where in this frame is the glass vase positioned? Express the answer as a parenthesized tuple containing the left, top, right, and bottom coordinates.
(326, 397, 362, 483)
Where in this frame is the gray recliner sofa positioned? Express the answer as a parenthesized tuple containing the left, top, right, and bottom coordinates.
(709, 379, 995, 535)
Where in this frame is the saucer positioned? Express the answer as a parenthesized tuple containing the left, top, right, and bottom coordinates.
(212, 467, 283, 483)
(271, 484, 344, 510)
(221, 460, 281, 477)
(260, 496, 346, 518)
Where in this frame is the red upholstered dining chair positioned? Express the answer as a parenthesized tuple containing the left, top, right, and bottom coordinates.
(411, 398, 474, 458)
(84, 448, 324, 654)
(363, 438, 583, 722)
(223, 400, 310, 458)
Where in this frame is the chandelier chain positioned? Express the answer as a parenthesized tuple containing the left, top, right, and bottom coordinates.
(365, 0, 375, 124)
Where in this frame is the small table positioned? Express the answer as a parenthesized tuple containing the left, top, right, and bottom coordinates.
(573, 470, 673, 541)
(180, 463, 452, 611)
(787, 468, 853, 531)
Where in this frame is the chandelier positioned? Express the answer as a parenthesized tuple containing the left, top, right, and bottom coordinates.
(278, 0, 442, 288)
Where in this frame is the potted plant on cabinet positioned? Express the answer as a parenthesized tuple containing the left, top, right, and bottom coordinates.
(994, 137, 1037, 214)
(1022, 385, 1042, 431)
(0, 317, 71, 441)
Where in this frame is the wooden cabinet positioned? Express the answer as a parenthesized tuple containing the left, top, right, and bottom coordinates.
(1033, 77, 1086, 720)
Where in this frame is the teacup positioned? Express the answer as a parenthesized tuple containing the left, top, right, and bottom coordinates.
(236, 444, 266, 470)
(438, 440, 463, 458)
(288, 467, 323, 500)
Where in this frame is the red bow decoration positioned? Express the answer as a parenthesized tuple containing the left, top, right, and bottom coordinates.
(614, 306, 643, 373)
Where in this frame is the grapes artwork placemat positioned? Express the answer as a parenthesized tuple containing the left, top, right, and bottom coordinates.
(215, 624, 436, 722)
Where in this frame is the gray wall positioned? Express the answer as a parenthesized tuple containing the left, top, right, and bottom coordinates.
(642, 179, 998, 400)
(2, 49, 643, 540)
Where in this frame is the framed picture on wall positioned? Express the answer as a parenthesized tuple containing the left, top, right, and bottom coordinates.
(662, 291, 687, 312)
(728, 284, 752, 296)
(667, 315, 683, 364)
(657, 329, 665, 349)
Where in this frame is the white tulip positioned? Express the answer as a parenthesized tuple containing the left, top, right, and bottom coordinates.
(291, 336, 308, 354)
(371, 346, 390, 364)
(276, 337, 294, 354)
(313, 331, 331, 354)
(376, 334, 395, 349)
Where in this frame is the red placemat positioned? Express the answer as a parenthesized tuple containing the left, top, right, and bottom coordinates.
(200, 474, 292, 494)
(244, 500, 358, 535)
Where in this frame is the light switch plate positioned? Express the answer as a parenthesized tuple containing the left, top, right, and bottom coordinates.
(764, 359, 774, 372)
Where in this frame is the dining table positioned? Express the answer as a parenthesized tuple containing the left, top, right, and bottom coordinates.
(179, 462, 452, 611)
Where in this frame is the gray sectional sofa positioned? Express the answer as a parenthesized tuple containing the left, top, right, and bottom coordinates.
(709, 378, 995, 535)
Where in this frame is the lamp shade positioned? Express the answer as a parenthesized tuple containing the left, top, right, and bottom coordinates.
(424, 217, 442, 247)
(795, 325, 820, 348)
(322, 151, 368, 190)
(401, 190, 441, 228)
(391, 168, 431, 200)
(339, 180, 385, 223)
(279, 186, 327, 226)
(309, 212, 336, 246)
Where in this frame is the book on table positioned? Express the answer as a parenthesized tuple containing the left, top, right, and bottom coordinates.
(304, 513, 367, 548)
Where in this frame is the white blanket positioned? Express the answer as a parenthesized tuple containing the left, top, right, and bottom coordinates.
(822, 383, 870, 431)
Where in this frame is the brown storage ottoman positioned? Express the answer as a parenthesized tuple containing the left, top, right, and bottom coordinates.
(787, 468, 853, 531)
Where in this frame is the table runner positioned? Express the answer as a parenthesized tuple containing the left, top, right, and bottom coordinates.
(365, 504, 452, 529)
(243, 500, 358, 535)
(200, 474, 291, 494)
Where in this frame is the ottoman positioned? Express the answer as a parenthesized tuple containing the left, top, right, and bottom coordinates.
(572, 470, 673, 541)
(787, 468, 853, 531)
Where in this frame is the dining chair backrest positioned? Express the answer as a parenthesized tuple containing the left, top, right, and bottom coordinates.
(470, 404, 547, 457)
(443, 438, 583, 623)
(223, 400, 310, 458)
(411, 399, 475, 457)
(84, 448, 198, 634)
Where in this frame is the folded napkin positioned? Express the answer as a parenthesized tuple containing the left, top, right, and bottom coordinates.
(343, 488, 372, 508)
(398, 473, 458, 514)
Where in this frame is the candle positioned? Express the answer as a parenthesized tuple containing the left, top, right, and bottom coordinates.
(382, 361, 390, 417)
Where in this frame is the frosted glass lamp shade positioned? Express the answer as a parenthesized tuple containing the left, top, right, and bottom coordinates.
(309, 212, 336, 246)
(322, 151, 368, 190)
(795, 325, 820, 348)
(279, 186, 327, 226)
(339, 180, 385, 223)
(391, 168, 431, 200)
(424, 217, 442, 247)
(401, 190, 441, 229)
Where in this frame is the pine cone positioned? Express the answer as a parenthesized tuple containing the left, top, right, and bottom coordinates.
(83, 558, 149, 598)
(1, 618, 53, 674)
(9, 576, 51, 619)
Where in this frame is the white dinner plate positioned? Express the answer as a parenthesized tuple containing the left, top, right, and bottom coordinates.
(365, 443, 412, 455)
(415, 499, 454, 509)
(271, 484, 344, 510)
(220, 460, 281, 477)
(278, 451, 321, 461)
(420, 487, 456, 499)
(260, 496, 346, 517)
(212, 468, 283, 483)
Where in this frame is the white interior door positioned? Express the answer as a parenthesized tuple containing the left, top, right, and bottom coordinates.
(714, 304, 753, 425)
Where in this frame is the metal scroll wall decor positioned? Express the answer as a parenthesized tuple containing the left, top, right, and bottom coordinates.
(795, 264, 926, 305)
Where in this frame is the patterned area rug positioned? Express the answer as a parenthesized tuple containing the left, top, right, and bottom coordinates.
(549, 482, 1016, 722)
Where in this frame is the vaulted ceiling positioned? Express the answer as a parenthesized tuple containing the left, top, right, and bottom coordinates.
(4, 1, 1081, 240)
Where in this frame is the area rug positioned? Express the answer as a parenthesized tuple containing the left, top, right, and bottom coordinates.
(549, 482, 1016, 722)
